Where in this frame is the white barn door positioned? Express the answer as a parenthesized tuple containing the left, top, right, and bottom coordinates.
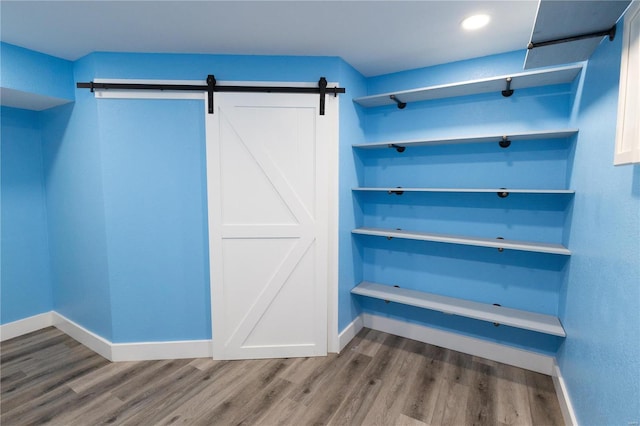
(206, 90, 336, 360)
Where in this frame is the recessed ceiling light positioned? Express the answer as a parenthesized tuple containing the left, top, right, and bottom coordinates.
(461, 14, 491, 31)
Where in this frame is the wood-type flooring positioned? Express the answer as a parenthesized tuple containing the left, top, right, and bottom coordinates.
(1, 327, 564, 425)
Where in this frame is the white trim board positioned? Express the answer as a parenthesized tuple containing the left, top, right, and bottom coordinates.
(52, 312, 113, 360)
(361, 312, 556, 375)
(1, 311, 212, 362)
(0, 312, 54, 342)
(52, 313, 212, 362)
(552, 361, 579, 426)
(111, 340, 212, 362)
(338, 315, 364, 352)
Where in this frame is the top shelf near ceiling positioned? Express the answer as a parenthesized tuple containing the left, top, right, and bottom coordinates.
(353, 63, 583, 109)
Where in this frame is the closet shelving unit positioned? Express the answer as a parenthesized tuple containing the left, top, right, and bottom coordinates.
(351, 63, 583, 338)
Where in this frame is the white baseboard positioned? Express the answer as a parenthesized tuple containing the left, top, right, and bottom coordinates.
(552, 361, 578, 426)
(0, 311, 212, 362)
(0, 312, 54, 342)
(362, 313, 556, 375)
(52, 312, 113, 360)
(338, 315, 364, 352)
(111, 340, 212, 361)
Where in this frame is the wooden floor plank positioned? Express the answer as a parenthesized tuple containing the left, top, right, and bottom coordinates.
(191, 358, 294, 425)
(359, 338, 437, 426)
(328, 334, 407, 425)
(494, 364, 533, 425)
(155, 359, 272, 425)
(0, 327, 565, 426)
(525, 369, 565, 426)
(296, 352, 372, 425)
(465, 357, 499, 425)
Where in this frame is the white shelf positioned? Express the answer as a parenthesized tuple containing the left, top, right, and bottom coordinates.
(352, 227, 571, 255)
(352, 129, 578, 150)
(353, 63, 583, 108)
(352, 281, 566, 337)
(353, 187, 575, 195)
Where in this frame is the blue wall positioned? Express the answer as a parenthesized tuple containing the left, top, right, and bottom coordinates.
(1, 107, 53, 323)
(558, 24, 640, 424)
(337, 60, 367, 331)
(98, 98, 210, 342)
(40, 55, 114, 340)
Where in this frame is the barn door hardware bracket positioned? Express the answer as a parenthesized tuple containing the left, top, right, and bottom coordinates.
(528, 25, 617, 50)
(207, 74, 216, 114)
(76, 75, 346, 116)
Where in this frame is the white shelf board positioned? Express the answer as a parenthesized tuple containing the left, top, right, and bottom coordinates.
(352, 281, 566, 337)
(353, 64, 583, 108)
(352, 227, 571, 255)
(0, 87, 73, 111)
(352, 128, 579, 149)
(353, 187, 575, 195)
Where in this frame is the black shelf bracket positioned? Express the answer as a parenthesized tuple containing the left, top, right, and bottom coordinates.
(499, 136, 511, 148)
(76, 75, 346, 115)
(528, 25, 617, 50)
(497, 189, 509, 198)
(384, 285, 401, 303)
(501, 77, 514, 97)
(390, 95, 407, 109)
(496, 237, 505, 252)
(387, 187, 404, 195)
(493, 303, 502, 326)
(388, 144, 406, 153)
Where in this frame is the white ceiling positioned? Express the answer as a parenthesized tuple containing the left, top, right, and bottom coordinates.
(0, 1, 540, 77)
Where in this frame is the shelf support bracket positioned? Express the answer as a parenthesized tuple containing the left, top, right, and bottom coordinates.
(499, 136, 511, 148)
(501, 77, 514, 97)
(496, 237, 505, 252)
(497, 189, 509, 198)
(384, 285, 401, 303)
(388, 187, 404, 195)
(388, 144, 406, 153)
(390, 95, 407, 109)
(493, 304, 502, 326)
